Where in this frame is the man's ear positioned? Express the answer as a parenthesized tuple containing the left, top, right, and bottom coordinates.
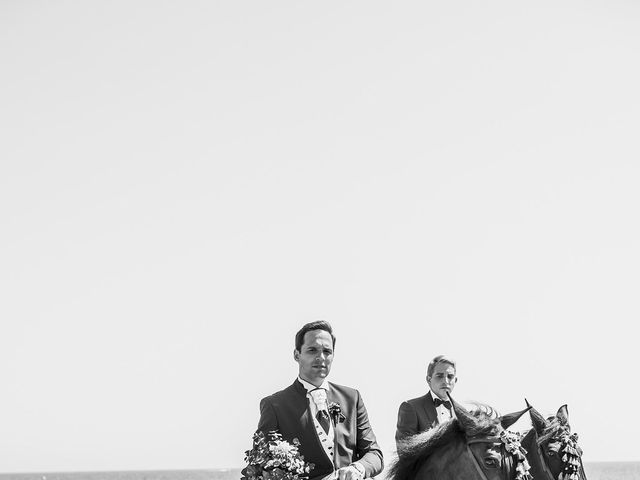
(293, 349, 300, 362)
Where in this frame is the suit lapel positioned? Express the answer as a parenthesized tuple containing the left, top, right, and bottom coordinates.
(326, 383, 338, 429)
(292, 380, 314, 433)
(423, 392, 438, 427)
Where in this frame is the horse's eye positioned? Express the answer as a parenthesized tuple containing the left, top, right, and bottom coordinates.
(484, 458, 500, 468)
(547, 450, 556, 457)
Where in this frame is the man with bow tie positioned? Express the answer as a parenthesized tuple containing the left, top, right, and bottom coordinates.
(395, 355, 458, 450)
(256, 321, 383, 480)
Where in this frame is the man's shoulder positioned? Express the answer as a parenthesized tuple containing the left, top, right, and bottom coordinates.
(327, 382, 365, 405)
(402, 393, 432, 408)
(261, 381, 301, 403)
(261, 380, 365, 403)
(327, 381, 359, 396)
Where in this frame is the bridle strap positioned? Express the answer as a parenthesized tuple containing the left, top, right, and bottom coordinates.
(536, 445, 555, 480)
(578, 456, 587, 480)
(536, 430, 585, 480)
(502, 447, 512, 479)
(465, 437, 511, 480)
(466, 444, 492, 480)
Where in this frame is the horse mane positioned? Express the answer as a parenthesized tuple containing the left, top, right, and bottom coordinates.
(464, 401, 500, 420)
(388, 407, 502, 480)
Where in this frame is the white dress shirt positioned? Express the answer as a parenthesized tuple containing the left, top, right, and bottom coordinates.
(429, 390, 453, 424)
(298, 377, 335, 461)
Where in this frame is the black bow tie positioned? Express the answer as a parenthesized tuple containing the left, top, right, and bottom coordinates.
(433, 397, 452, 410)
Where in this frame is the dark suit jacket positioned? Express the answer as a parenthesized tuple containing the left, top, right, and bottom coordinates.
(257, 379, 383, 480)
(395, 392, 439, 449)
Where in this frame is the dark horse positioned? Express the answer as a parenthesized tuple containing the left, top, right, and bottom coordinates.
(389, 396, 532, 480)
(520, 400, 587, 480)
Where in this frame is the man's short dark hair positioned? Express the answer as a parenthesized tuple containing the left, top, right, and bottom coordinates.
(295, 321, 337, 352)
(426, 354, 457, 379)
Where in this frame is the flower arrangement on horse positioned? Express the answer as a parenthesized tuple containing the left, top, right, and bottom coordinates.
(241, 431, 315, 480)
(500, 430, 533, 480)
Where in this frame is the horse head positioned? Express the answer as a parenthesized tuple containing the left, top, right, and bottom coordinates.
(389, 395, 531, 480)
(521, 400, 587, 480)
(452, 395, 532, 480)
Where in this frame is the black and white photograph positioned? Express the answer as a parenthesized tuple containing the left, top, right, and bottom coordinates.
(2, 2, 639, 480)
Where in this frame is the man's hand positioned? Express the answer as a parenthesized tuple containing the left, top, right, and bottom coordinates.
(336, 464, 364, 480)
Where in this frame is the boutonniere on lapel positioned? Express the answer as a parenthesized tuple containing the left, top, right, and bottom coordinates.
(328, 402, 346, 425)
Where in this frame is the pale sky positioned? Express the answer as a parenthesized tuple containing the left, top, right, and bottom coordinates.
(2, 0, 640, 474)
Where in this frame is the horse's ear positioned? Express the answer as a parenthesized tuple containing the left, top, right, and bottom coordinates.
(556, 404, 569, 425)
(500, 405, 531, 430)
(447, 393, 476, 432)
(527, 401, 548, 435)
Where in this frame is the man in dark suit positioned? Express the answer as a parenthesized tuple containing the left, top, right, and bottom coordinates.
(395, 355, 458, 449)
(257, 321, 383, 480)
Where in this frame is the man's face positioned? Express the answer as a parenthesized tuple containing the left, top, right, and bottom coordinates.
(294, 329, 334, 387)
(427, 362, 457, 400)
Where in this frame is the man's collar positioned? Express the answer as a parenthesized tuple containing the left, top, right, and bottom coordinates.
(429, 390, 447, 402)
(297, 377, 329, 392)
